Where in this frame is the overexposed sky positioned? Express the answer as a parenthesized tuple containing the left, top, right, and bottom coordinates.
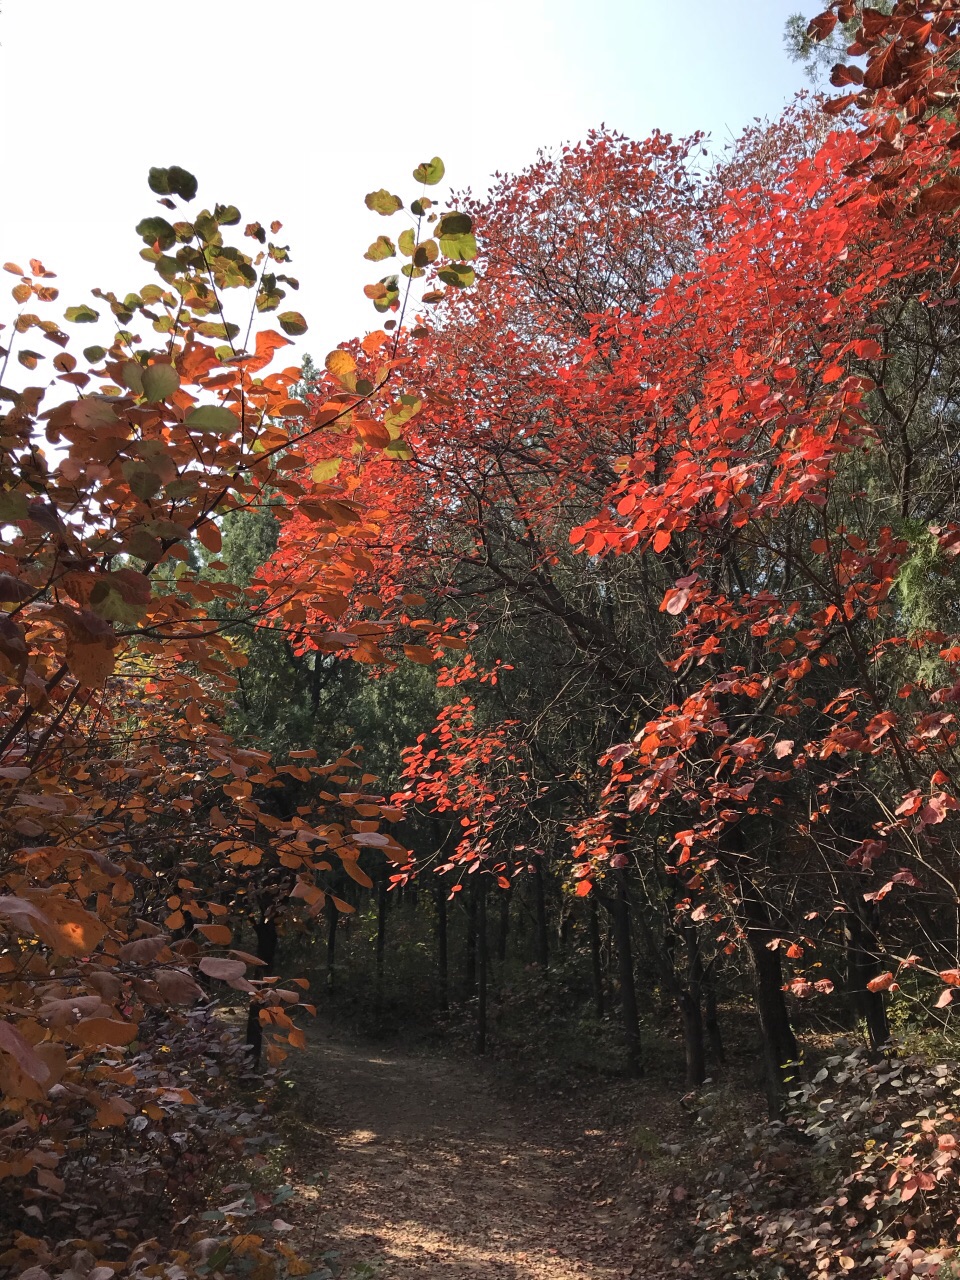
(0, 1, 811, 365)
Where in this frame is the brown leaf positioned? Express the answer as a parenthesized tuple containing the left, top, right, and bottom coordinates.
(0, 1021, 51, 1085)
(154, 967, 204, 1005)
(118, 934, 171, 963)
(73, 1016, 139, 1047)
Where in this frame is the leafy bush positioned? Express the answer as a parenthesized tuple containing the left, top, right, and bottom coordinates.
(0, 1009, 320, 1280)
(693, 1047, 960, 1279)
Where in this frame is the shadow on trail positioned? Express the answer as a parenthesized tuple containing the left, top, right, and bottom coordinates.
(285, 1031, 633, 1280)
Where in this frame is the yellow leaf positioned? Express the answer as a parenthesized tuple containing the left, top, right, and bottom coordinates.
(325, 349, 356, 383)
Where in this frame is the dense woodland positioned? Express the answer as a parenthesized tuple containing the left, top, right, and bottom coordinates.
(4, 4, 960, 1279)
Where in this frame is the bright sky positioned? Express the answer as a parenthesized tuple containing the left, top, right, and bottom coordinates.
(0, 0, 811, 366)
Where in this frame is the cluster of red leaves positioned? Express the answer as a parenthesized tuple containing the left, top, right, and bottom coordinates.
(393, 696, 534, 893)
(264, 17, 960, 1048)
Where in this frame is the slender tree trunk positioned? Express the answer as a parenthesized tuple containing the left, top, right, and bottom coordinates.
(703, 964, 725, 1067)
(245, 915, 278, 1067)
(678, 992, 707, 1090)
(589, 895, 605, 1020)
(435, 886, 448, 1012)
(680, 925, 707, 1089)
(325, 896, 338, 995)
(844, 902, 890, 1050)
(375, 873, 388, 1022)
(476, 877, 488, 1055)
(497, 884, 510, 964)
(559, 907, 573, 956)
(740, 883, 799, 1114)
(465, 878, 478, 996)
(610, 870, 643, 1077)
(533, 855, 549, 971)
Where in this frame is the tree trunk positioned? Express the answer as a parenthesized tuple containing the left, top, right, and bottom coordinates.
(740, 884, 799, 1113)
(245, 915, 278, 1067)
(589, 895, 605, 1019)
(375, 873, 388, 1022)
(325, 896, 338, 995)
(678, 991, 707, 1090)
(465, 878, 478, 996)
(559, 906, 573, 956)
(680, 925, 707, 1089)
(476, 877, 488, 1055)
(844, 901, 890, 1050)
(435, 886, 448, 1013)
(703, 964, 725, 1067)
(497, 884, 510, 965)
(533, 855, 549, 971)
(610, 870, 643, 1077)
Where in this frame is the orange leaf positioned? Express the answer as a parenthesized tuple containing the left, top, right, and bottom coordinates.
(74, 1016, 140, 1047)
(194, 923, 233, 945)
(197, 521, 222, 554)
(404, 644, 434, 664)
(342, 858, 374, 889)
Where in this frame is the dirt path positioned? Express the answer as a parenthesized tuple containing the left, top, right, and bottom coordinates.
(283, 1030, 656, 1280)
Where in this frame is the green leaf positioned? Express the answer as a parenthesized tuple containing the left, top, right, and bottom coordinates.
(215, 204, 241, 226)
(437, 263, 475, 288)
(278, 311, 308, 336)
(436, 211, 472, 237)
(0, 491, 29, 522)
(64, 304, 99, 324)
(398, 229, 417, 258)
(186, 405, 238, 434)
(365, 189, 403, 216)
(194, 212, 221, 246)
(411, 198, 433, 216)
(384, 438, 414, 460)
(312, 458, 341, 483)
(401, 264, 425, 279)
(195, 320, 240, 341)
(384, 397, 422, 433)
(364, 236, 396, 262)
(374, 286, 400, 314)
(122, 459, 164, 501)
(121, 361, 144, 395)
(439, 231, 477, 261)
(136, 216, 176, 251)
(142, 363, 180, 402)
(413, 157, 445, 186)
(83, 345, 107, 364)
(148, 165, 198, 202)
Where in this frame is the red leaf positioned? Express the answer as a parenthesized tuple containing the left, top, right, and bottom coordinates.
(867, 971, 895, 993)
(806, 11, 837, 41)
(918, 177, 960, 214)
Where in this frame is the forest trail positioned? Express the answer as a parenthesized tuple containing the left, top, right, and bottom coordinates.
(283, 1029, 665, 1280)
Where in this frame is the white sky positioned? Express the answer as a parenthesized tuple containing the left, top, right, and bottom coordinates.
(0, 0, 811, 367)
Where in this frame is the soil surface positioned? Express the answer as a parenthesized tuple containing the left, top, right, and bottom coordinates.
(281, 1028, 689, 1280)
